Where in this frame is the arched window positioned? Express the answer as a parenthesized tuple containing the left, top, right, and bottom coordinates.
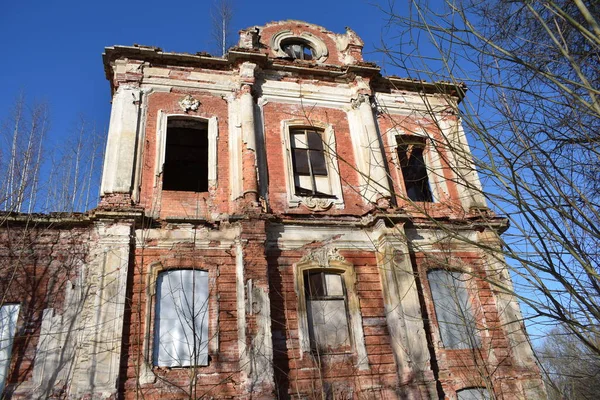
(282, 39, 315, 60)
(427, 269, 480, 349)
(153, 269, 209, 367)
(457, 387, 492, 399)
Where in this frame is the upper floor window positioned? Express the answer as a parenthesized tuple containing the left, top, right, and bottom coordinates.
(427, 269, 480, 349)
(290, 128, 334, 198)
(154, 269, 209, 367)
(305, 270, 351, 353)
(397, 135, 433, 202)
(163, 118, 208, 192)
(282, 40, 314, 60)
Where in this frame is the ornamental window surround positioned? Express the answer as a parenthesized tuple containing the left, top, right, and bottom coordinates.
(281, 120, 344, 210)
(294, 251, 368, 370)
(155, 113, 218, 194)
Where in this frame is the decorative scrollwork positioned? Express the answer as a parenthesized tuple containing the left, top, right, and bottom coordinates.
(301, 197, 334, 211)
(179, 95, 200, 112)
(300, 246, 346, 267)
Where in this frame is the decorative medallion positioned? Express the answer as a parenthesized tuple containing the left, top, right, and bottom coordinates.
(179, 95, 200, 112)
(300, 246, 346, 267)
(302, 197, 334, 212)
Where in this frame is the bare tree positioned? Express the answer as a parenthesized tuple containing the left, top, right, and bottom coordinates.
(375, 0, 600, 379)
(211, 0, 235, 57)
(538, 323, 600, 399)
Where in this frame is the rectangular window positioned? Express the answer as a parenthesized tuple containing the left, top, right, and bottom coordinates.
(397, 136, 433, 202)
(305, 271, 350, 353)
(154, 270, 209, 367)
(428, 270, 480, 349)
(163, 118, 209, 192)
(0, 304, 19, 394)
(290, 128, 334, 197)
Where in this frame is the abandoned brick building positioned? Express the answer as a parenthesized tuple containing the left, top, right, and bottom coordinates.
(0, 21, 546, 399)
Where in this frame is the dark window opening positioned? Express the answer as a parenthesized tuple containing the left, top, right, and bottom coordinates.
(397, 136, 433, 202)
(163, 118, 208, 192)
(282, 41, 314, 60)
(290, 128, 334, 197)
(304, 270, 351, 353)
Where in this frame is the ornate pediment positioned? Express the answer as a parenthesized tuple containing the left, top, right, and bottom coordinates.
(299, 246, 346, 267)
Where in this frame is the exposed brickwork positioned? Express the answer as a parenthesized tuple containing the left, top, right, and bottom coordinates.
(0, 19, 544, 400)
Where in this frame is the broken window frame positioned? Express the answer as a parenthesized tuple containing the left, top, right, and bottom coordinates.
(396, 135, 433, 202)
(294, 257, 369, 370)
(153, 269, 210, 368)
(427, 269, 481, 350)
(304, 270, 352, 354)
(290, 128, 336, 198)
(282, 120, 345, 209)
(281, 39, 315, 60)
(162, 118, 209, 192)
(154, 113, 219, 197)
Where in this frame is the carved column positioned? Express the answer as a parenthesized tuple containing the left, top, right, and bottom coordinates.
(238, 62, 260, 206)
(373, 221, 438, 398)
(350, 93, 391, 204)
(100, 85, 142, 206)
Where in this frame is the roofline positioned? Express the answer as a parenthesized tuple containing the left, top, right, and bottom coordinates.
(102, 45, 467, 101)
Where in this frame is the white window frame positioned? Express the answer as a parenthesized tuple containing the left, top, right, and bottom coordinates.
(0, 304, 19, 394)
(153, 269, 210, 368)
(386, 128, 449, 203)
(294, 258, 368, 370)
(281, 119, 344, 209)
(155, 112, 218, 190)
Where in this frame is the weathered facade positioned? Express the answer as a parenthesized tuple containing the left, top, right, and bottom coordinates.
(0, 21, 546, 399)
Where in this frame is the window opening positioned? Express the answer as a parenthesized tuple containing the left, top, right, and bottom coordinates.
(290, 128, 333, 197)
(397, 136, 433, 202)
(304, 270, 351, 353)
(457, 387, 492, 400)
(0, 304, 19, 394)
(163, 118, 208, 192)
(282, 40, 314, 60)
(428, 270, 480, 349)
(154, 269, 209, 367)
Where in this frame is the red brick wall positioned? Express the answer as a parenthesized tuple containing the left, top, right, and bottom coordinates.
(138, 89, 231, 219)
(0, 221, 94, 396)
(262, 102, 367, 215)
(121, 242, 241, 399)
(268, 248, 399, 399)
(412, 250, 539, 398)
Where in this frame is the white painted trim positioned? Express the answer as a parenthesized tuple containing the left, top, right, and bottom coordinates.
(280, 119, 345, 209)
(154, 112, 219, 189)
(385, 127, 449, 203)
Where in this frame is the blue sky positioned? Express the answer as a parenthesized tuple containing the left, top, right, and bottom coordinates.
(0, 0, 398, 143)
